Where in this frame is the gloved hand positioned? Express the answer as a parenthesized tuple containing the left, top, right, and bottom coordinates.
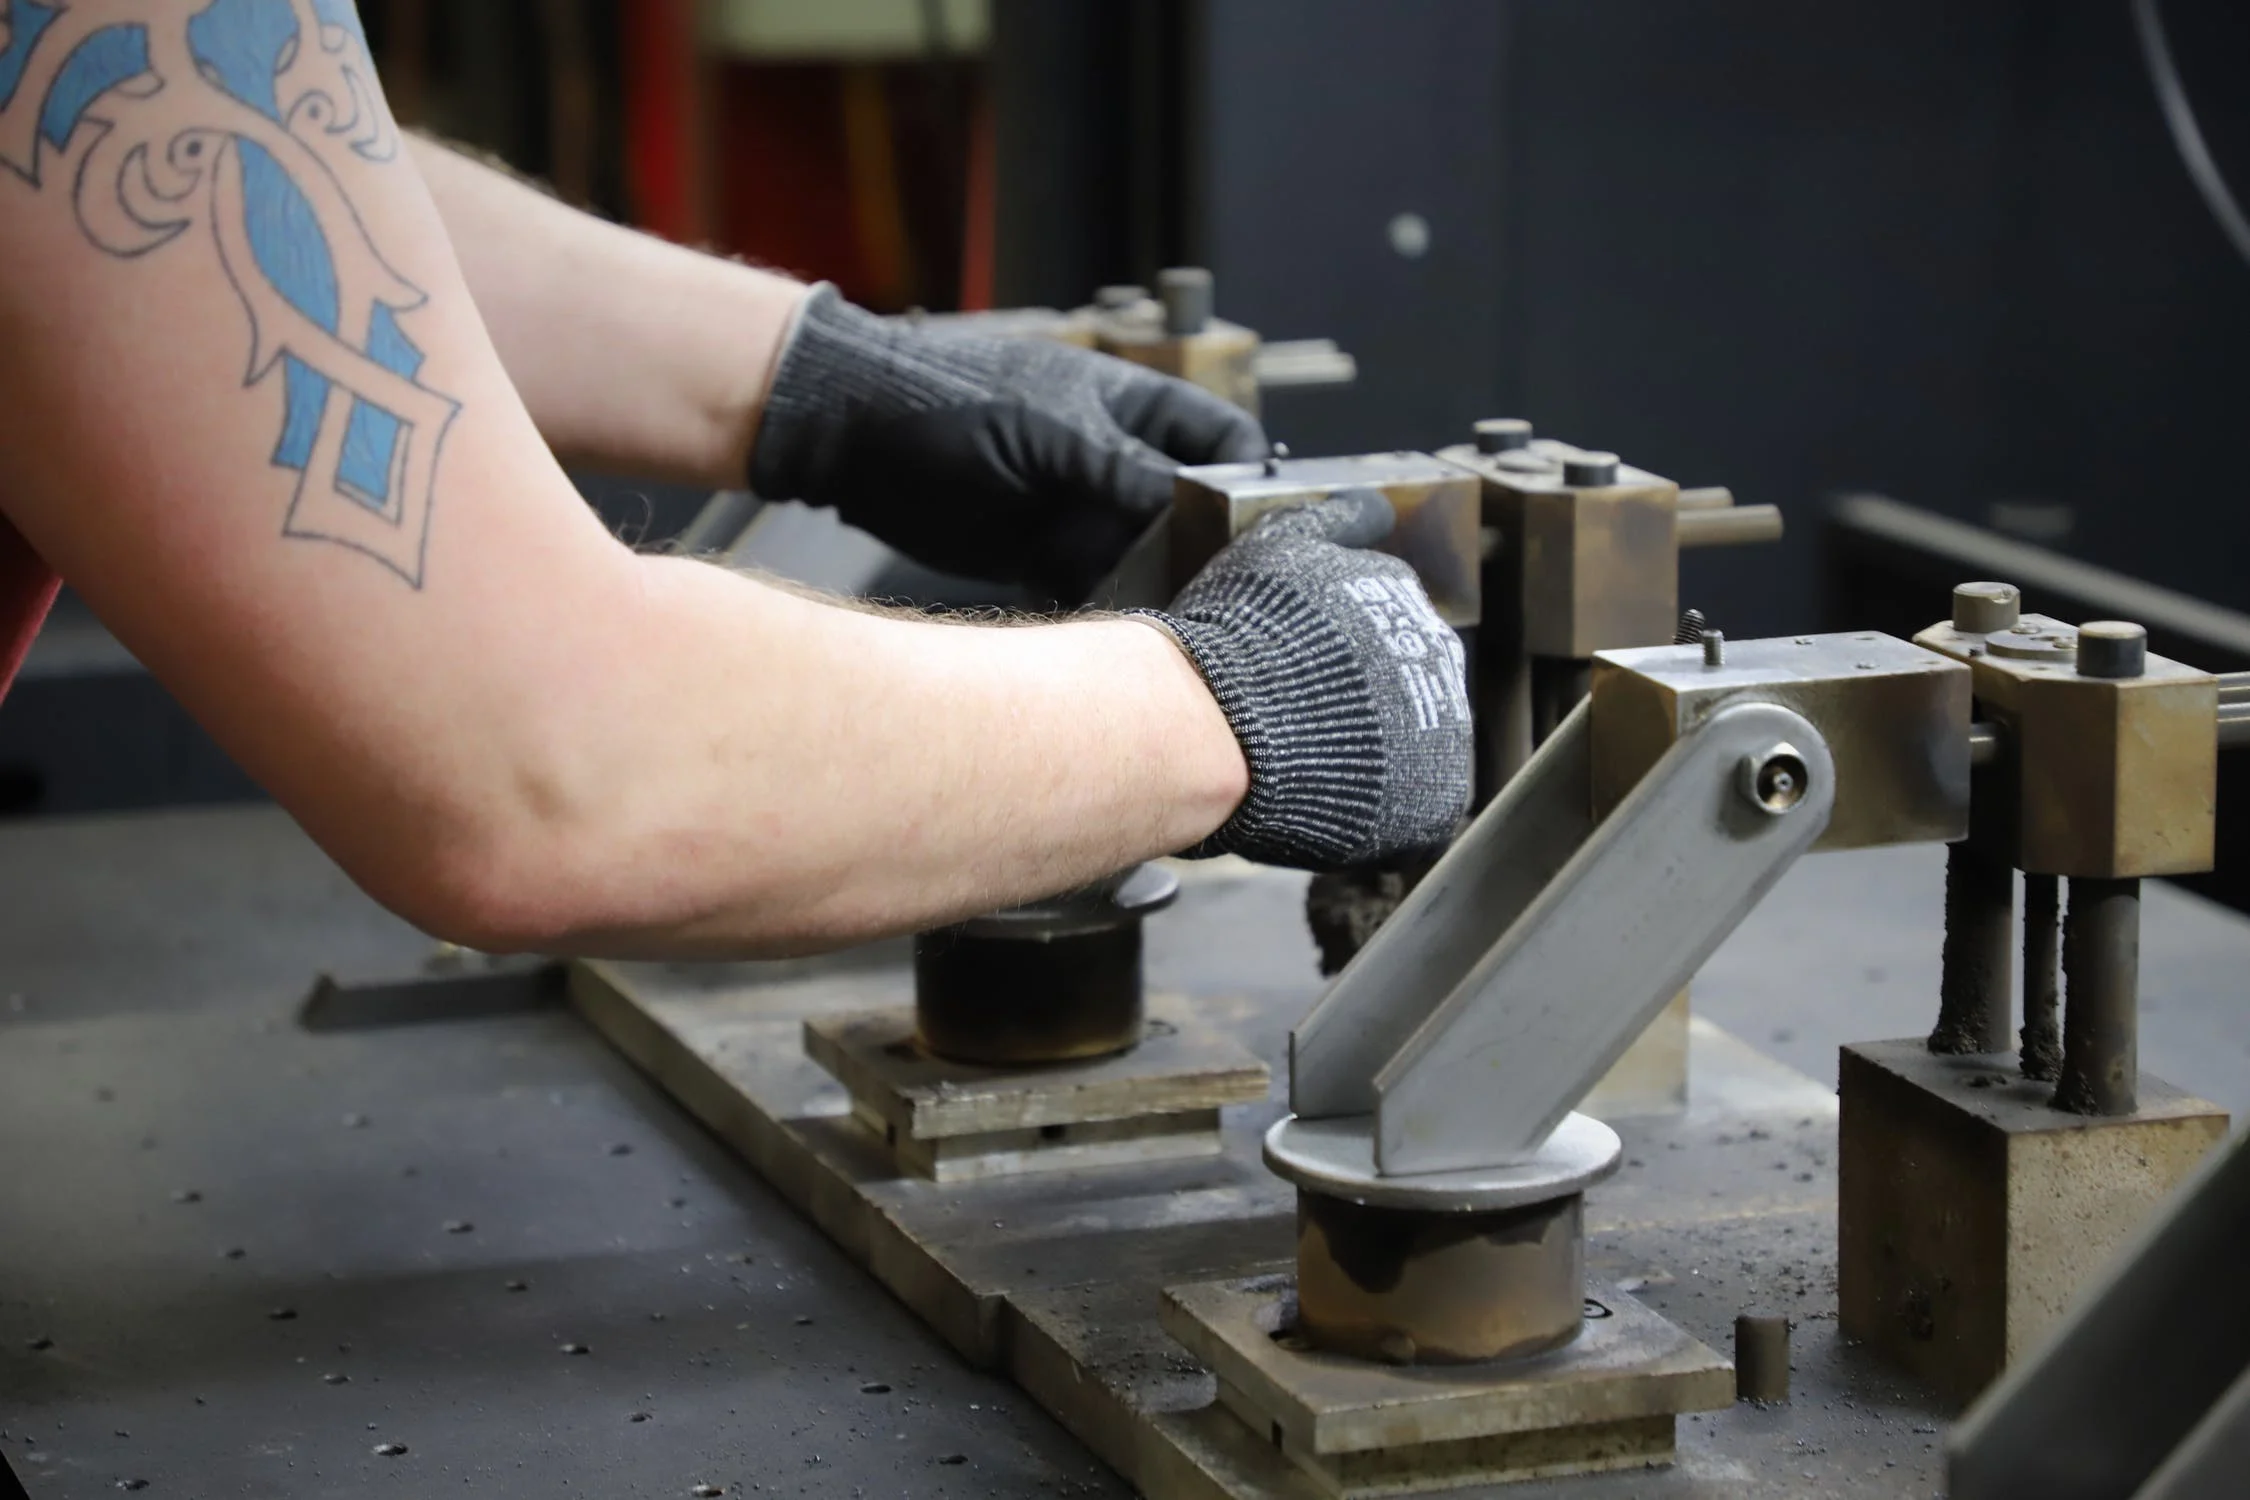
(1136, 489, 1472, 870)
(749, 284, 1269, 602)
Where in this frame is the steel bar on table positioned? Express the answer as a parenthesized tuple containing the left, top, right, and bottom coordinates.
(1932, 842, 2016, 1054)
(2054, 876, 2141, 1115)
(2020, 873, 2063, 1081)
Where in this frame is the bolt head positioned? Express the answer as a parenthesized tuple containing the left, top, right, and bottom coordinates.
(1474, 418, 1533, 454)
(1738, 745, 1810, 814)
(1563, 451, 1620, 487)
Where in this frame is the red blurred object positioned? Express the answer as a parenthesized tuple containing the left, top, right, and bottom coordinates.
(711, 62, 873, 300)
(621, 0, 707, 243)
(0, 521, 58, 708)
(958, 83, 995, 312)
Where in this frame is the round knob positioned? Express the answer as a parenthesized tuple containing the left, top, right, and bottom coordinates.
(1474, 418, 1533, 454)
(1563, 451, 1620, 487)
(1157, 267, 1213, 336)
(2077, 620, 2148, 679)
(1951, 581, 2022, 635)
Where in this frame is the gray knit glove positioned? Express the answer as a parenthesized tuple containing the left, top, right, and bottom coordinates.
(750, 284, 1267, 602)
(1138, 490, 1472, 870)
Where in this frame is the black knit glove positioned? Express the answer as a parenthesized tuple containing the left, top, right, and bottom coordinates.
(1138, 490, 1472, 870)
(749, 284, 1268, 602)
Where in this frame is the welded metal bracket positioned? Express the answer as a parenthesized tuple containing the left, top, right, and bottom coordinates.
(1290, 697, 1835, 1176)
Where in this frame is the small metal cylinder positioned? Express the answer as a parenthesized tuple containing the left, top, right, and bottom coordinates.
(1293, 1189, 1585, 1365)
(1952, 581, 2022, 635)
(1474, 417, 1533, 454)
(1932, 842, 2016, 1054)
(1734, 1312, 1792, 1404)
(1562, 451, 1620, 487)
(1676, 504, 1785, 549)
(2020, 873, 2062, 1081)
(1094, 283, 1148, 310)
(2054, 877, 2141, 1116)
(1703, 630, 1727, 668)
(914, 864, 1177, 1066)
(1156, 267, 1213, 336)
(2076, 620, 2148, 680)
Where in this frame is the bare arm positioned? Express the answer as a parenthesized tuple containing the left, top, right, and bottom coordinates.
(403, 134, 801, 489)
(0, 2, 1243, 958)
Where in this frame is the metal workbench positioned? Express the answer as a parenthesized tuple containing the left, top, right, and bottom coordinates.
(2, 803, 2247, 1497)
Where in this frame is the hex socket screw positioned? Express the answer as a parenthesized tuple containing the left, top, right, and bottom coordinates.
(1952, 581, 2022, 634)
(1474, 418, 1533, 454)
(2076, 620, 2148, 679)
(1157, 267, 1213, 336)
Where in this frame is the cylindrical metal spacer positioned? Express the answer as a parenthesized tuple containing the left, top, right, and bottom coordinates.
(1293, 1188, 1586, 1364)
(2076, 620, 2148, 679)
(1156, 267, 1213, 336)
(1474, 418, 1533, 454)
(914, 864, 1178, 1065)
(1562, 451, 1620, 487)
(1952, 581, 2022, 635)
(1735, 1312, 1792, 1403)
(2053, 876, 2140, 1115)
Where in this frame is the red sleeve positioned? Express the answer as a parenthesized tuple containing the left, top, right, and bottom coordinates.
(0, 518, 61, 706)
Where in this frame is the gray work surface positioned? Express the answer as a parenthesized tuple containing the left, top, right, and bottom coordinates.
(3, 805, 2248, 1497)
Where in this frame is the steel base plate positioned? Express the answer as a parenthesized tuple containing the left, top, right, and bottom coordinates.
(804, 995, 1269, 1182)
(1160, 1272, 1732, 1497)
(1264, 1111, 1623, 1212)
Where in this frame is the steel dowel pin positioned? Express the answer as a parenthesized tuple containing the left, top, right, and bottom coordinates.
(2020, 873, 2062, 1081)
(1932, 842, 2015, 1055)
(1734, 1312, 1791, 1404)
(2054, 876, 2140, 1116)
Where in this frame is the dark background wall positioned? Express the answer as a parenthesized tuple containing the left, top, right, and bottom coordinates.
(1003, 0, 2250, 638)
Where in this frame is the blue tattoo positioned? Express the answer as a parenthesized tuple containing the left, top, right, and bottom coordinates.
(0, 0, 457, 587)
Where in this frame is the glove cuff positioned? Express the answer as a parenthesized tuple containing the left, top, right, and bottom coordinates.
(1128, 605, 1385, 868)
(747, 284, 989, 504)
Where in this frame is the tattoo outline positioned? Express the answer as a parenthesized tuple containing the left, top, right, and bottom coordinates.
(0, 0, 456, 586)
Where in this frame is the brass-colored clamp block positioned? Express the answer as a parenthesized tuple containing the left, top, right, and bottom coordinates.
(1915, 614, 2217, 879)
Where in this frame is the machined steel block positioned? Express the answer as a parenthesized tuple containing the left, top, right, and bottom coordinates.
(1590, 631, 1971, 851)
(1160, 1273, 1730, 1497)
(1915, 615, 2218, 879)
(1095, 309, 1262, 415)
(1448, 440, 1679, 659)
(1838, 1039, 2227, 1406)
(1171, 452, 1483, 627)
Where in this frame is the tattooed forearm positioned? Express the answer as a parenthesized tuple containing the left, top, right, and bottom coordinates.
(0, 0, 455, 586)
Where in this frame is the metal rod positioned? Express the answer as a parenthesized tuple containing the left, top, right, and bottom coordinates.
(1734, 1312, 1792, 1404)
(2020, 873, 2062, 1081)
(1677, 504, 1784, 548)
(1969, 721, 2003, 766)
(2054, 877, 2141, 1116)
(1932, 842, 2016, 1054)
(2221, 697, 2250, 750)
(1675, 486, 1735, 511)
